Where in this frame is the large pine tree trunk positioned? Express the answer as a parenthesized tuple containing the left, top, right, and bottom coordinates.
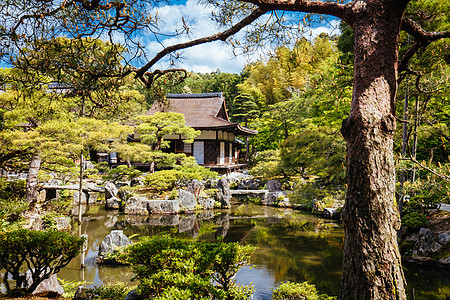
(25, 152, 41, 207)
(339, 1, 407, 299)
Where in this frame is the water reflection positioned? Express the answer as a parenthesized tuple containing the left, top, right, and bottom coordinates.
(56, 204, 449, 299)
(58, 204, 344, 299)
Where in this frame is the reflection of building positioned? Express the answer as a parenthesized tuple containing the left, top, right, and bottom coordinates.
(146, 93, 257, 172)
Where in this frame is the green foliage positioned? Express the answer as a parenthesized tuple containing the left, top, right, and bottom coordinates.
(280, 126, 346, 185)
(145, 165, 217, 192)
(126, 235, 255, 300)
(272, 281, 335, 300)
(58, 279, 92, 299)
(401, 197, 431, 230)
(250, 150, 283, 180)
(136, 112, 200, 150)
(402, 211, 430, 230)
(0, 229, 83, 296)
(85, 282, 133, 299)
(0, 179, 28, 227)
(104, 165, 142, 183)
(42, 211, 66, 230)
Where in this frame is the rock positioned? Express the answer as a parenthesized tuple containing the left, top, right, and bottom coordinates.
(323, 207, 341, 219)
(24, 271, 64, 297)
(265, 180, 282, 191)
(187, 179, 203, 198)
(124, 196, 149, 215)
(438, 256, 450, 266)
(73, 191, 87, 204)
(413, 228, 442, 256)
(215, 178, 231, 208)
(237, 178, 261, 190)
(73, 286, 90, 300)
(198, 197, 215, 210)
(98, 230, 132, 260)
(87, 192, 99, 204)
(71, 204, 86, 217)
(105, 182, 118, 200)
(438, 232, 450, 245)
(263, 191, 288, 206)
(30, 217, 44, 231)
(124, 290, 142, 300)
(178, 189, 197, 211)
(48, 179, 62, 186)
(147, 200, 180, 214)
(131, 177, 145, 187)
(106, 196, 120, 210)
(55, 217, 71, 231)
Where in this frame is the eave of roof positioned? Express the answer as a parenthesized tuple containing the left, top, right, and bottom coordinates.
(146, 93, 257, 136)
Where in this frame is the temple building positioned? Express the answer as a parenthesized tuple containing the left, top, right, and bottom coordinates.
(146, 92, 257, 172)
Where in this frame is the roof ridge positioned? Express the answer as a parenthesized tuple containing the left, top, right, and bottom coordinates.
(166, 92, 223, 99)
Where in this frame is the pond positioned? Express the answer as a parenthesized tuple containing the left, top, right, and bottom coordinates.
(58, 204, 450, 300)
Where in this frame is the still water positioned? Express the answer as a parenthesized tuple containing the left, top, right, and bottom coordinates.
(58, 204, 450, 300)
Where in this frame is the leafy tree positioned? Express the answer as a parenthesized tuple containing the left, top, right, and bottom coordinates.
(135, 112, 200, 172)
(2, 0, 449, 297)
(0, 229, 83, 297)
(126, 235, 255, 300)
(230, 93, 260, 125)
(280, 126, 346, 185)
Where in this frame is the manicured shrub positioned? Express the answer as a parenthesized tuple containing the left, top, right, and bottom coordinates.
(144, 168, 216, 192)
(0, 179, 28, 226)
(0, 229, 84, 297)
(272, 281, 335, 300)
(126, 235, 255, 299)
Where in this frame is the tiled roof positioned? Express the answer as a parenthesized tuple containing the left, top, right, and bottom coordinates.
(146, 93, 257, 135)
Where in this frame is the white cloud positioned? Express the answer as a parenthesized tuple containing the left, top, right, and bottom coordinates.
(141, 0, 341, 74)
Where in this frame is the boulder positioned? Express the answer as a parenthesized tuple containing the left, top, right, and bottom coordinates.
(98, 230, 132, 260)
(265, 180, 282, 191)
(105, 182, 118, 200)
(438, 232, 450, 245)
(323, 207, 341, 219)
(187, 179, 203, 198)
(263, 191, 288, 206)
(438, 256, 450, 266)
(215, 178, 231, 208)
(124, 196, 149, 215)
(73, 286, 90, 300)
(87, 192, 99, 204)
(178, 189, 197, 211)
(147, 200, 180, 214)
(131, 176, 145, 187)
(237, 178, 261, 190)
(198, 197, 216, 210)
(24, 271, 64, 297)
(55, 217, 71, 231)
(106, 196, 120, 210)
(73, 191, 87, 204)
(413, 228, 442, 256)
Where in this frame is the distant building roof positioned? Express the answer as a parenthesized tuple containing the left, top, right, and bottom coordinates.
(146, 93, 257, 136)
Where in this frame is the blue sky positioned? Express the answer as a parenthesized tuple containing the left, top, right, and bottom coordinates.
(141, 0, 341, 74)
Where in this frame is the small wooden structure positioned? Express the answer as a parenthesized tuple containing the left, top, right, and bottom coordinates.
(146, 92, 257, 173)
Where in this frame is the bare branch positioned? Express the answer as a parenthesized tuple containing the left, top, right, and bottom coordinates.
(240, 0, 353, 23)
(399, 18, 450, 72)
(135, 7, 267, 79)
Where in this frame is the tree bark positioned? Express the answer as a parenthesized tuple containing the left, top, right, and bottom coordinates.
(339, 1, 407, 298)
(25, 152, 41, 207)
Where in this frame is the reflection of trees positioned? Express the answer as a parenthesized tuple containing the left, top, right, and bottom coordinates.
(244, 216, 344, 296)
